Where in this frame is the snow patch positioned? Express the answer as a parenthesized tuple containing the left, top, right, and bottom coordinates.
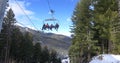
(90, 54, 120, 63)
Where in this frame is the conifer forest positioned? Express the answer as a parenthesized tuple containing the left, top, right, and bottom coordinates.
(69, 0, 120, 63)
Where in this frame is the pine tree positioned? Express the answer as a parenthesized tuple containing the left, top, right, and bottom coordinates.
(2, 8, 16, 63)
(69, 0, 119, 63)
(93, 0, 118, 54)
(50, 49, 58, 63)
(33, 42, 42, 63)
(111, 0, 120, 54)
(41, 46, 50, 63)
(10, 27, 24, 62)
(69, 0, 98, 63)
(19, 32, 33, 63)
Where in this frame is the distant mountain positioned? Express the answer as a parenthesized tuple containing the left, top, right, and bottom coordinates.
(17, 26, 72, 56)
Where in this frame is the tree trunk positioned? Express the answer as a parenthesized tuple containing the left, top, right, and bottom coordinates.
(108, 40, 112, 54)
(118, 0, 120, 17)
(101, 39, 104, 54)
(87, 51, 90, 63)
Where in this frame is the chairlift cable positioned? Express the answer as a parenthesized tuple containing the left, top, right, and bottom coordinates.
(8, 0, 31, 30)
(46, 0, 51, 11)
(14, 0, 39, 31)
(46, 0, 55, 16)
(16, 21, 26, 27)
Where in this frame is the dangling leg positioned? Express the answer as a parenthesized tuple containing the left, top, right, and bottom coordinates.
(44, 26, 46, 30)
(46, 26, 49, 31)
(50, 25, 54, 31)
(56, 27, 58, 31)
(42, 25, 44, 30)
(42, 24, 46, 30)
(55, 25, 59, 31)
(50, 26, 52, 31)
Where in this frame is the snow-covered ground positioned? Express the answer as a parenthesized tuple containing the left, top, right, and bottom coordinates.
(89, 54, 120, 63)
(61, 57, 70, 63)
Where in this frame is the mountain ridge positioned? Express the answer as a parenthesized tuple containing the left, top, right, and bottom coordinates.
(17, 26, 72, 56)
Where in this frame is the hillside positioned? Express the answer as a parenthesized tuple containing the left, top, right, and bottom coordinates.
(18, 26, 72, 56)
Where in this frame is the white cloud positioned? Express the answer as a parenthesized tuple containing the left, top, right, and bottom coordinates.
(26, 2, 31, 7)
(55, 32, 72, 37)
(66, 17, 72, 21)
(9, 1, 34, 17)
(16, 16, 30, 25)
(15, 23, 24, 27)
(27, 25, 36, 30)
(8, 0, 40, 30)
(29, 16, 41, 21)
(15, 23, 36, 30)
(45, 30, 72, 37)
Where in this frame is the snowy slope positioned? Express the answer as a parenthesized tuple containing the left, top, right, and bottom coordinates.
(61, 57, 70, 63)
(89, 54, 120, 63)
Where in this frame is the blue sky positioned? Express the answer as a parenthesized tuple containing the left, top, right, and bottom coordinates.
(9, 0, 79, 36)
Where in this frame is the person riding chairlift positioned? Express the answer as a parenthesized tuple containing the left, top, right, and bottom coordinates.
(42, 24, 46, 30)
(42, 23, 49, 30)
(42, 23, 59, 31)
(50, 24, 54, 30)
(55, 23, 59, 31)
